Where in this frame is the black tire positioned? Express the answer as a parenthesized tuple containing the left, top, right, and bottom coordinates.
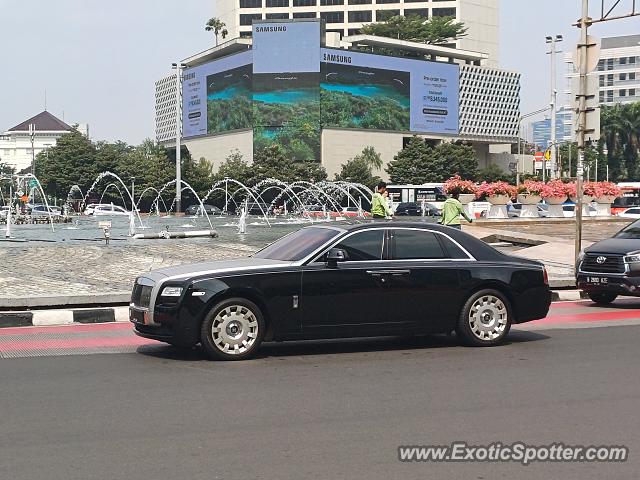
(588, 292, 617, 305)
(456, 289, 512, 347)
(200, 298, 265, 360)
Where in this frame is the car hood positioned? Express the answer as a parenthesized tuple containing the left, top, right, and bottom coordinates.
(585, 237, 640, 255)
(139, 257, 292, 283)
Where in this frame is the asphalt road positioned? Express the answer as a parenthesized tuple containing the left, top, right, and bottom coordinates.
(1, 322, 639, 480)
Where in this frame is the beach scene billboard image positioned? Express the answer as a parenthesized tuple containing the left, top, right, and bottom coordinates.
(206, 64, 253, 134)
(252, 72, 320, 127)
(320, 62, 410, 131)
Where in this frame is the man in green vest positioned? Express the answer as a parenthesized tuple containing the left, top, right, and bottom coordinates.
(371, 181, 393, 219)
(441, 192, 473, 229)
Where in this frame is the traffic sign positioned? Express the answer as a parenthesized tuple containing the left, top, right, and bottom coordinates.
(544, 150, 551, 161)
(534, 152, 544, 161)
(29, 179, 38, 189)
(573, 35, 601, 74)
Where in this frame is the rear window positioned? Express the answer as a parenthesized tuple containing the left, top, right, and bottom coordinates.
(392, 230, 445, 260)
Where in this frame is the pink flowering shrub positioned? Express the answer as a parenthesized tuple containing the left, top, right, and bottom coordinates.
(517, 180, 545, 196)
(595, 181, 622, 197)
(476, 181, 517, 199)
(444, 175, 477, 195)
(541, 180, 571, 199)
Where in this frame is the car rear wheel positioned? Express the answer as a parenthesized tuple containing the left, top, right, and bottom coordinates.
(588, 292, 617, 305)
(456, 289, 512, 347)
(200, 298, 265, 360)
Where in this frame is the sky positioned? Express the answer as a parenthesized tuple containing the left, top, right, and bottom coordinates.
(0, 0, 639, 144)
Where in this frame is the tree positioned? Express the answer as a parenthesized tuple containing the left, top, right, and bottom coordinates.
(253, 144, 327, 184)
(214, 150, 253, 185)
(33, 129, 98, 199)
(476, 163, 514, 183)
(205, 17, 228, 46)
(1, 160, 14, 177)
(361, 15, 467, 45)
(386, 138, 478, 184)
(386, 137, 432, 184)
(357, 146, 383, 170)
(430, 142, 477, 180)
(336, 146, 383, 187)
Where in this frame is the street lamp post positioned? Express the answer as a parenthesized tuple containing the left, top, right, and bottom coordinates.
(171, 62, 186, 215)
(546, 34, 563, 180)
(28, 123, 36, 177)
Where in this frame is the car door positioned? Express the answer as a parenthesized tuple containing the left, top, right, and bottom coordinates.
(383, 228, 469, 333)
(300, 228, 395, 337)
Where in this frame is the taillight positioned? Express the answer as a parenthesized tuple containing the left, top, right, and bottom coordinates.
(543, 267, 549, 285)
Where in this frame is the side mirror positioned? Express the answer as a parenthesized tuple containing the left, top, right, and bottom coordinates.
(326, 248, 348, 267)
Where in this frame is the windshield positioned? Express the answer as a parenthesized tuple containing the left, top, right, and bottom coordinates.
(614, 219, 640, 239)
(253, 227, 341, 261)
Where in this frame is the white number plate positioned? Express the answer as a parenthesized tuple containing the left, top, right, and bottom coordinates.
(587, 277, 609, 284)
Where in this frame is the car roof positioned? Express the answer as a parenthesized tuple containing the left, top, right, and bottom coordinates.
(305, 221, 521, 263)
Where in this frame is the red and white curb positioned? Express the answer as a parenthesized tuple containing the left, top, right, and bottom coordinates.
(0, 306, 129, 328)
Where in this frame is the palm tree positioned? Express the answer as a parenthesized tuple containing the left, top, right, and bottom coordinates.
(205, 17, 228, 46)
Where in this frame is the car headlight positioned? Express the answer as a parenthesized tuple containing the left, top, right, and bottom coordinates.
(577, 250, 585, 263)
(161, 286, 183, 297)
(624, 254, 640, 263)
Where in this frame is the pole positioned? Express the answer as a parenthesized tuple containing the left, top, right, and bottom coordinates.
(5, 183, 12, 238)
(517, 119, 522, 185)
(550, 38, 558, 180)
(175, 63, 182, 215)
(575, 0, 589, 263)
(29, 123, 36, 177)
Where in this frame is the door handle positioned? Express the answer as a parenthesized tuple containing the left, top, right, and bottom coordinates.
(366, 270, 411, 276)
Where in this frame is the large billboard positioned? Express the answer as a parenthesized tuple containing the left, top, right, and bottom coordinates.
(252, 21, 322, 162)
(182, 50, 253, 138)
(181, 22, 459, 143)
(320, 48, 459, 135)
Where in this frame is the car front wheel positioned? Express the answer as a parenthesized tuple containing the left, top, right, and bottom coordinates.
(588, 292, 617, 305)
(456, 289, 512, 346)
(200, 298, 265, 360)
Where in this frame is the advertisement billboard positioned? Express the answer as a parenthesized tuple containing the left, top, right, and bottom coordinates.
(252, 20, 322, 162)
(182, 50, 253, 138)
(320, 48, 459, 135)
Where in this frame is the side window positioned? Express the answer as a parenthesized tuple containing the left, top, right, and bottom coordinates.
(333, 230, 385, 261)
(438, 234, 471, 259)
(392, 230, 445, 260)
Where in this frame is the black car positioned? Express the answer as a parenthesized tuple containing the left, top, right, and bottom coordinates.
(395, 202, 441, 216)
(576, 218, 640, 304)
(184, 204, 221, 216)
(130, 222, 551, 360)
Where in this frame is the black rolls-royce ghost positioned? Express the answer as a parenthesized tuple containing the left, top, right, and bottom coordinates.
(130, 222, 551, 360)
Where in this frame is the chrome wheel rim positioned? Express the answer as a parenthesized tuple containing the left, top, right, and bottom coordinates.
(211, 305, 259, 355)
(468, 295, 508, 341)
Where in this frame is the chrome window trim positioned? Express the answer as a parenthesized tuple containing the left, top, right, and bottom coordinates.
(388, 227, 476, 261)
(302, 226, 477, 265)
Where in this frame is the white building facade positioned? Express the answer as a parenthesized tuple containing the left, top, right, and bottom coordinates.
(155, 74, 179, 144)
(216, 0, 499, 66)
(564, 34, 640, 124)
(0, 111, 86, 173)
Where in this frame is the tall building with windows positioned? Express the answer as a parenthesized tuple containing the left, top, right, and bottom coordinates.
(595, 34, 640, 105)
(216, 0, 500, 66)
(531, 106, 573, 151)
(565, 34, 640, 109)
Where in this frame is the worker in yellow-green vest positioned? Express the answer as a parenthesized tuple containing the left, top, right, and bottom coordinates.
(441, 192, 473, 229)
(371, 181, 393, 219)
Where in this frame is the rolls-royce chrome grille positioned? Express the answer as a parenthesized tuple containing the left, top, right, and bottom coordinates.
(582, 254, 625, 274)
(131, 283, 153, 308)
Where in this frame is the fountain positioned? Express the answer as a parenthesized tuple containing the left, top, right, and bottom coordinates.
(1, 173, 375, 244)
